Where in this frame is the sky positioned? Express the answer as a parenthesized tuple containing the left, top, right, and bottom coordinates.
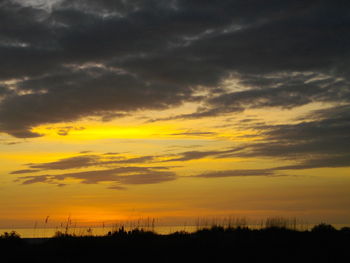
(0, 0, 350, 228)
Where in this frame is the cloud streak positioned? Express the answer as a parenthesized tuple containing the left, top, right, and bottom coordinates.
(16, 166, 177, 187)
(10, 153, 158, 174)
(195, 169, 276, 178)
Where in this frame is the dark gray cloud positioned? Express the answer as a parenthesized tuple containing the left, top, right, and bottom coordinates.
(151, 73, 350, 120)
(159, 104, 350, 170)
(164, 149, 230, 162)
(0, 0, 349, 137)
(16, 166, 177, 186)
(108, 185, 127, 191)
(10, 148, 232, 177)
(0, 139, 23, 145)
(26, 154, 103, 170)
(205, 73, 349, 112)
(170, 131, 217, 136)
(109, 156, 155, 164)
(10, 169, 39, 175)
(216, 105, 350, 169)
(192, 105, 350, 175)
(53, 126, 85, 136)
(195, 169, 276, 178)
(10, 153, 158, 174)
(0, 67, 194, 137)
(274, 154, 350, 170)
(17, 174, 52, 185)
(250, 106, 350, 157)
(0, 86, 12, 98)
(162, 146, 247, 162)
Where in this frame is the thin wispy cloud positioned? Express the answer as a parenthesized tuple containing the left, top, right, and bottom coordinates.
(194, 169, 277, 178)
(10, 153, 159, 174)
(16, 166, 177, 188)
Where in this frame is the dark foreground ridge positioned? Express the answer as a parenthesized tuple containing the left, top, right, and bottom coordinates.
(1, 224, 350, 263)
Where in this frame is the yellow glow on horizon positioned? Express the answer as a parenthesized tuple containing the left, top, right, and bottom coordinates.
(32, 122, 176, 140)
(29, 121, 264, 143)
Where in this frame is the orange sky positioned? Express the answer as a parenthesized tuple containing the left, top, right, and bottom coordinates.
(1, 0, 349, 229)
(1, 102, 350, 228)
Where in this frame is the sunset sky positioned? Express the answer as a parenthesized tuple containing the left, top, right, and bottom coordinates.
(1, 0, 349, 228)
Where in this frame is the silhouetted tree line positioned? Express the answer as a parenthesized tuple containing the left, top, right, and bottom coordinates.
(0, 224, 349, 263)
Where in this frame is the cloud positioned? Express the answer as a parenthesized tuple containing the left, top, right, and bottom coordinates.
(206, 73, 349, 110)
(10, 153, 158, 174)
(10, 102, 350, 188)
(0, 86, 14, 99)
(0, 68, 194, 137)
(16, 166, 177, 186)
(0, 0, 349, 137)
(170, 130, 217, 136)
(54, 126, 85, 136)
(0, 139, 23, 145)
(108, 156, 155, 164)
(108, 185, 127, 191)
(150, 73, 350, 120)
(9, 151, 179, 188)
(164, 147, 246, 162)
(251, 106, 350, 157)
(26, 155, 103, 170)
(159, 104, 350, 170)
(195, 169, 277, 178)
(274, 154, 350, 170)
(215, 105, 350, 169)
(10, 169, 38, 175)
(12, 101, 349, 176)
(164, 150, 224, 162)
(11, 0, 64, 12)
(17, 174, 52, 185)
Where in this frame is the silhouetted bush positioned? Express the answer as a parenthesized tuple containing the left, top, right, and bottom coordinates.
(340, 227, 350, 233)
(0, 231, 21, 240)
(311, 223, 337, 233)
(53, 231, 75, 238)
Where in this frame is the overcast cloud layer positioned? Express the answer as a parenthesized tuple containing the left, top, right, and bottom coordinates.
(0, 0, 349, 137)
